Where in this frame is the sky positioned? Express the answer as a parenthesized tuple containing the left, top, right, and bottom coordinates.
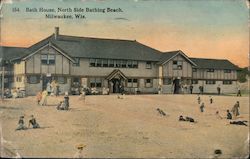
(0, 0, 249, 67)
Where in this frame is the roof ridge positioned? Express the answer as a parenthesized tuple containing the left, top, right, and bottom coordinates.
(190, 57, 228, 61)
(58, 34, 135, 42)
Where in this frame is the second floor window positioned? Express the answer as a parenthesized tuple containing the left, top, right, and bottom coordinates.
(173, 61, 182, 70)
(207, 69, 215, 72)
(146, 61, 152, 69)
(41, 55, 55, 65)
(72, 58, 80, 67)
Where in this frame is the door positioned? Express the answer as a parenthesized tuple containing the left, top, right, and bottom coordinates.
(173, 78, 180, 94)
(42, 76, 52, 90)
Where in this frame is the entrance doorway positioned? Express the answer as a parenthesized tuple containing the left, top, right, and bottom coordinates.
(106, 69, 127, 93)
(42, 76, 52, 90)
(173, 78, 180, 94)
(111, 78, 121, 93)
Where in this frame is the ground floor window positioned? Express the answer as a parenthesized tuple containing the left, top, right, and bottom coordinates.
(191, 80, 198, 84)
(223, 80, 232, 85)
(28, 75, 40, 84)
(163, 78, 172, 85)
(56, 76, 67, 84)
(16, 76, 22, 82)
(127, 78, 138, 87)
(72, 77, 81, 87)
(206, 80, 216, 84)
(89, 78, 102, 88)
(145, 79, 153, 87)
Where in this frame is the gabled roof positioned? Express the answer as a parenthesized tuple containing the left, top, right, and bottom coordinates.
(19, 34, 162, 62)
(0, 46, 28, 65)
(48, 34, 162, 61)
(106, 69, 127, 80)
(157, 50, 197, 66)
(190, 58, 239, 70)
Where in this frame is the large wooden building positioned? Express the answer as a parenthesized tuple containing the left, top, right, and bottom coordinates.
(0, 27, 239, 95)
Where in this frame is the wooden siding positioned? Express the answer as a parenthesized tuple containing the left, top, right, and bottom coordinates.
(25, 45, 70, 75)
(14, 61, 25, 74)
(69, 58, 158, 77)
(162, 54, 192, 78)
(192, 69, 237, 80)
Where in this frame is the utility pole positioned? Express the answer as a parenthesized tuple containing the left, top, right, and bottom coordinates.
(0, 58, 4, 100)
(1, 65, 4, 100)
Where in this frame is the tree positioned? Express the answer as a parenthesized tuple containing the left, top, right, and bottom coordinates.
(237, 67, 250, 83)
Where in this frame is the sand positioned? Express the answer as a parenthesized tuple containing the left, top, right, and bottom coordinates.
(0, 94, 249, 158)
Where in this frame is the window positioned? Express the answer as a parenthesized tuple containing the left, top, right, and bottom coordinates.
(127, 60, 133, 68)
(173, 60, 182, 70)
(72, 77, 80, 87)
(115, 60, 121, 68)
(223, 80, 232, 85)
(192, 80, 198, 84)
(224, 69, 231, 73)
(146, 61, 152, 69)
(89, 59, 96, 67)
(108, 59, 114, 67)
(57, 76, 67, 84)
(207, 69, 214, 72)
(103, 59, 108, 67)
(192, 68, 197, 72)
(72, 58, 80, 67)
(41, 55, 48, 65)
(163, 78, 172, 85)
(41, 55, 55, 65)
(96, 59, 102, 67)
(89, 78, 102, 88)
(121, 60, 127, 68)
(127, 78, 138, 87)
(132, 61, 138, 68)
(28, 76, 40, 84)
(145, 79, 153, 87)
(206, 80, 216, 84)
(16, 76, 22, 82)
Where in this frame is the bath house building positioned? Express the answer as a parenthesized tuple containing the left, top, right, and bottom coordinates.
(0, 27, 239, 96)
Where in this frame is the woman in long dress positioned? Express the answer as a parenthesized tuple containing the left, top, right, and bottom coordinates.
(40, 90, 48, 106)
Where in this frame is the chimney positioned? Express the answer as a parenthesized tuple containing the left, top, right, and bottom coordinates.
(54, 27, 59, 40)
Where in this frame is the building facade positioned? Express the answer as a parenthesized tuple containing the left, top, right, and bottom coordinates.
(0, 28, 239, 95)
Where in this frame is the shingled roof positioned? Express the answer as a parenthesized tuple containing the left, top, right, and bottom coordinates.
(0, 33, 240, 71)
(0, 46, 28, 66)
(22, 34, 162, 62)
(190, 58, 239, 70)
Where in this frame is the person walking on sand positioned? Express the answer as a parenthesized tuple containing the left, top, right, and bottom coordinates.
(200, 102, 205, 112)
(209, 96, 213, 104)
(46, 81, 52, 96)
(36, 91, 42, 105)
(197, 95, 201, 104)
(189, 85, 193, 94)
(217, 86, 221, 95)
(231, 101, 240, 118)
(64, 92, 69, 110)
(237, 87, 241, 97)
(55, 82, 60, 97)
(40, 90, 48, 106)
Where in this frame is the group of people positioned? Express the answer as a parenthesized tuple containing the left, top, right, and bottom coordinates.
(36, 90, 48, 106)
(16, 115, 40, 131)
(4, 88, 25, 98)
(46, 80, 60, 96)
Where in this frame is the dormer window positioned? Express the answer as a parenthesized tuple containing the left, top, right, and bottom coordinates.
(224, 69, 231, 73)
